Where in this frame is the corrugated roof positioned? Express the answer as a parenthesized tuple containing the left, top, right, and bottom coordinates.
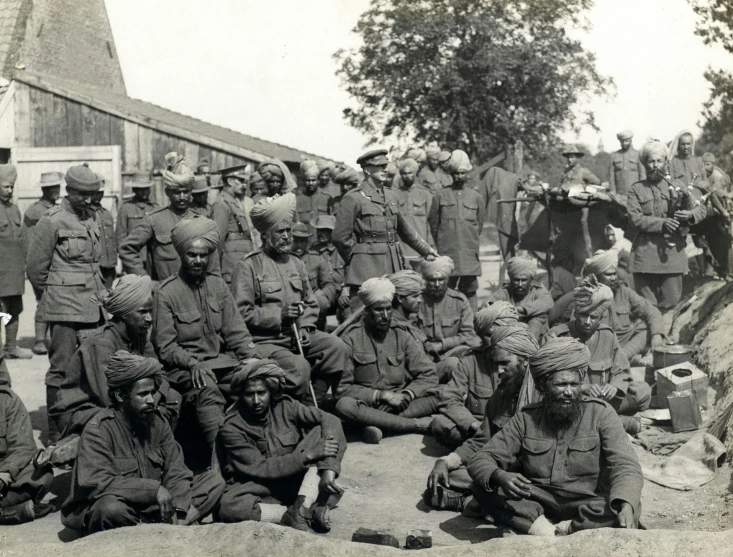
(14, 69, 340, 165)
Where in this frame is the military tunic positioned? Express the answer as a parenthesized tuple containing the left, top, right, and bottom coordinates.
(115, 198, 159, 274)
(190, 203, 212, 217)
(417, 166, 452, 192)
(21, 198, 55, 255)
(669, 156, 706, 189)
(210, 190, 255, 283)
(295, 190, 334, 230)
(318, 182, 342, 200)
(488, 284, 554, 340)
(609, 148, 645, 197)
(0, 199, 25, 298)
(302, 250, 337, 314)
(416, 288, 479, 356)
(393, 183, 433, 259)
(93, 204, 117, 288)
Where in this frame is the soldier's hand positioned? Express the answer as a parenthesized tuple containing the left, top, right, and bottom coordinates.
(319, 469, 344, 495)
(469, 420, 482, 434)
(651, 334, 664, 349)
(338, 289, 351, 309)
(298, 327, 311, 348)
(582, 384, 603, 398)
(0, 472, 12, 488)
(425, 249, 438, 261)
(307, 436, 339, 462)
(281, 304, 302, 323)
(427, 460, 450, 496)
(491, 470, 532, 500)
(190, 362, 214, 389)
(156, 485, 175, 522)
(663, 218, 680, 233)
(599, 384, 618, 401)
(616, 502, 635, 528)
(380, 390, 406, 409)
(424, 341, 442, 357)
(674, 210, 692, 222)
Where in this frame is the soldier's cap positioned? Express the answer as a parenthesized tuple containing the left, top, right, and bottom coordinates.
(38, 171, 64, 188)
(356, 149, 389, 168)
(310, 215, 336, 230)
(125, 171, 154, 189)
(0, 164, 17, 186)
(561, 144, 585, 158)
(197, 158, 211, 171)
(192, 175, 209, 194)
(437, 150, 452, 163)
(210, 175, 224, 189)
(220, 164, 252, 181)
(122, 192, 136, 201)
(65, 164, 101, 192)
(291, 222, 313, 238)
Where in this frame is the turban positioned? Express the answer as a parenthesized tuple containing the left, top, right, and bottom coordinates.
(106, 350, 163, 390)
(639, 140, 669, 165)
(425, 145, 441, 157)
(250, 171, 264, 186)
(249, 192, 297, 234)
(702, 152, 716, 163)
(406, 147, 426, 163)
(358, 277, 395, 306)
(334, 167, 361, 187)
(231, 359, 287, 394)
(103, 274, 153, 318)
(300, 159, 320, 180)
(582, 249, 618, 277)
(573, 274, 613, 315)
(529, 337, 589, 382)
(438, 150, 452, 163)
(506, 256, 538, 279)
(0, 164, 17, 186)
(491, 326, 539, 358)
(388, 270, 425, 296)
(65, 164, 100, 192)
(446, 150, 472, 173)
(386, 162, 398, 176)
(419, 256, 455, 278)
(317, 161, 336, 175)
(162, 152, 195, 189)
(616, 129, 634, 140)
(171, 216, 220, 255)
(474, 301, 519, 337)
(399, 158, 420, 173)
(258, 159, 298, 192)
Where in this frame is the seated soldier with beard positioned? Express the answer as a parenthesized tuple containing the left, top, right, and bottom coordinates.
(217, 359, 345, 532)
(425, 326, 538, 513)
(62, 351, 225, 535)
(468, 337, 643, 536)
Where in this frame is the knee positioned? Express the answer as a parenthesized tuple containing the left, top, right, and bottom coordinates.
(192, 383, 226, 408)
(218, 492, 261, 523)
(627, 381, 652, 410)
(90, 496, 134, 526)
(334, 397, 361, 420)
(436, 358, 458, 383)
(431, 415, 462, 446)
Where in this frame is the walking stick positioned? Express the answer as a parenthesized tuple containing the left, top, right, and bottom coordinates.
(292, 321, 319, 408)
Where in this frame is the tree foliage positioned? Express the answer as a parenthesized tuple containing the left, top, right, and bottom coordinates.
(334, 0, 611, 161)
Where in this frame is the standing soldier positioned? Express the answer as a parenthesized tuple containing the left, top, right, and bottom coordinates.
(197, 158, 212, 186)
(211, 164, 256, 285)
(190, 175, 212, 217)
(609, 130, 645, 197)
(22, 171, 63, 356)
(91, 181, 117, 289)
(561, 145, 600, 186)
(418, 146, 452, 192)
(0, 164, 31, 360)
(27, 165, 106, 443)
(394, 158, 434, 269)
(296, 160, 334, 236)
(115, 173, 159, 276)
(428, 150, 486, 311)
(119, 153, 219, 281)
(317, 161, 341, 200)
(333, 149, 437, 310)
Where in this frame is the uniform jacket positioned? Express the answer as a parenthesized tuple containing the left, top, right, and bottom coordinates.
(231, 251, 320, 345)
(0, 199, 25, 297)
(218, 396, 346, 483)
(62, 409, 195, 530)
(318, 182, 342, 200)
(337, 317, 438, 401)
(488, 284, 554, 321)
(311, 242, 345, 288)
(154, 272, 257, 370)
(393, 183, 434, 258)
(21, 198, 55, 254)
(428, 185, 486, 276)
(27, 199, 105, 323)
(115, 199, 160, 274)
(302, 251, 337, 311)
(333, 178, 431, 286)
(416, 288, 479, 353)
(669, 156, 706, 189)
(0, 386, 37, 480)
(51, 321, 181, 437)
(560, 165, 600, 186)
(609, 148, 645, 197)
(295, 190, 334, 229)
(93, 204, 117, 269)
(210, 190, 255, 283)
(417, 166, 452, 192)
(190, 204, 212, 217)
(467, 397, 643, 513)
(627, 179, 707, 274)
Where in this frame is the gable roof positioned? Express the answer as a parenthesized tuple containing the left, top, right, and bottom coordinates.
(13, 69, 340, 166)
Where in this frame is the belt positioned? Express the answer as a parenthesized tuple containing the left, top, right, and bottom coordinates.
(356, 231, 397, 244)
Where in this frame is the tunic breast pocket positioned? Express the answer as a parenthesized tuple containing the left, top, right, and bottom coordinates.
(466, 383, 494, 417)
(146, 449, 166, 481)
(567, 435, 600, 478)
(115, 456, 139, 477)
(271, 430, 300, 456)
(385, 353, 405, 387)
(289, 275, 304, 297)
(127, 215, 143, 232)
(461, 200, 479, 223)
(174, 309, 202, 342)
(412, 201, 428, 217)
(154, 233, 178, 262)
(441, 316, 460, 336)
(521, 437, 554, 479)
(614, 303, 632, 330)
(439, 200, 457, 220)
(638, 198, 655, 216)
(58, 229, 88, 260)
(259, 279, 283, 304)
(353, 351, 379, 386)
(208, 298, 224, 332)
(0, 221, 10, 238)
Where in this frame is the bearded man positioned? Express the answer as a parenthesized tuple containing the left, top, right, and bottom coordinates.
(296, 160, 334, 233)
(394, 158, 434, 266)
(467, 337, 643, 536)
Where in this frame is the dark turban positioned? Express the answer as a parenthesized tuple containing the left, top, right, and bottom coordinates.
(506, 256, 538, 279)
(530, 337, 589, 382)
(388, 270, 425, 296)
(106, 350, 162, 390)
(171, 216, 220, 255)
(334, 167, 361, 187)
(162, 152, 195, 189)
(358, 277, 395, 306)
(419, 256, 455, 278)
(446, 150, 472, 173)
(474, 301, 519, 337)
(491, 326, 539, 358)
(573, 274, 613, 315)
(231, 359, 287, 394)
(582, 249, 618, 277)
(249, 192, 297, 234)
(103, 274, 153, 318)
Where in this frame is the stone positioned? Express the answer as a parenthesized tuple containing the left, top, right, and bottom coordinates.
(405, 529, 432, 549)
(351, 528, 400, 548)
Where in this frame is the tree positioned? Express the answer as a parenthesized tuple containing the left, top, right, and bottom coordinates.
(334, 0, 611, 162)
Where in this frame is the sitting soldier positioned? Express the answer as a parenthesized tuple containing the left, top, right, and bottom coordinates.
(488, 257, 553, 340)
(546, 275, 651, 434)
(291, 223, 337, 331)
(468, 337, 643, 536)
(217, 360, 345, 531)
(231, 193, 349, 406)
(335, 277, 438, 444)
(387, 269, 428, 342)
(550, 249, 664, 361)
(426, 326, 539, 513)
(154, 218, 259, 454)
(62, 352, 225, 535)
(51, 275, 180, 440)
(416, 256, 480, 361)
(0, 385, 54, 524)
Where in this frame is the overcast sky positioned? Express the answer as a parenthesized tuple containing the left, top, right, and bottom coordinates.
(105, 0, 730, 164)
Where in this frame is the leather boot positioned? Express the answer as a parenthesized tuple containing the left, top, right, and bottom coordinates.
(280, 495, 313, 532)
(0, 500, 35, 524)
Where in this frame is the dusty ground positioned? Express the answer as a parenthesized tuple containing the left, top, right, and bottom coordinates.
(2, 230, 732, 553)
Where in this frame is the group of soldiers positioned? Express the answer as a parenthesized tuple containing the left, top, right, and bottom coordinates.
(0, 130, 728, 538)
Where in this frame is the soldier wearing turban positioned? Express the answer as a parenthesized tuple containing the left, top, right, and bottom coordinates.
(487, 256, 553, 340)
(63, 350, 225, 535)
(316, 160, 341, 199)
(296, 162, 335, 238)
(609, 130, 645, 197)
(428, 151, 485, 310)
(467, 334, 643, 537)
(474, 301, 519, 338)
(700, 152, 733, 279)
(258, 159, 298, 196)
(393, 159, 434, 265)
(418, 146, 452, 192)
(217, 358, 346, 530)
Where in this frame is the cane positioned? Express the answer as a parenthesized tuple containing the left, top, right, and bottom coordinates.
(291, 320, 319, 408)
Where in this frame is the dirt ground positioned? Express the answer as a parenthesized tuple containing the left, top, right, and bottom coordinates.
(2, 232, 732, 552)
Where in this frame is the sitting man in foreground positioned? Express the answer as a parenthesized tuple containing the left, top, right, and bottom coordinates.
(62, 352, 224, 535)
(335, 277, 438, 444)
(217, 360, 345, 532)
(467, 337, 643, 536)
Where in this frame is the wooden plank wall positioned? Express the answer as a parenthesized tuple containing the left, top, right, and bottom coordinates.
(15, 82, 252, 174)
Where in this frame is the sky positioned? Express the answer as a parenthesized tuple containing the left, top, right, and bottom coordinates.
(105, 0, 731, 164)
